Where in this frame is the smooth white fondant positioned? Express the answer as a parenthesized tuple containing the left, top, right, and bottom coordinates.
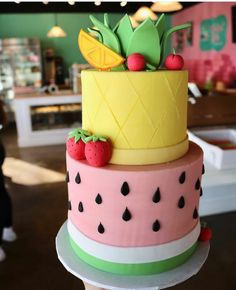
(67, 219, 200, 264)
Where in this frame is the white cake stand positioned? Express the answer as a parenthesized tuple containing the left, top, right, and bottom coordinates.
(56, 221, 210, 290)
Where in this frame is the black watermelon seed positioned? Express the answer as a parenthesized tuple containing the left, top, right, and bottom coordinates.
(179, 172, 186, 184)
(66, 171, 70, 183)
(195, 178, 201, 190)
(68, 201, 72, 210)
(202, 164, 205, 175)
(121, 182, 129, 196)
(122, 207, 132, 221)
(98, 223, 105, 234)
(75, 172, 81, 184)
(200, 187, 203, 197)
(178, 196, 185, 208)
(193, 208, 198, 219)
(152, 188, 161, 203)
(95, 194, 102, 204)
(78, 202, 83, 212)
(152, 220, 161, 232)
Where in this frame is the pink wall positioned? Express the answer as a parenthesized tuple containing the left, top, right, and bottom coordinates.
(172, 2, 236, 86)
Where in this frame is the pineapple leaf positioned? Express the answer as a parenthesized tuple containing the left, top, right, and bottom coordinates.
(115, 14, 133, 56)
(155, 13, 166, 41)
(89, 15, 121, 54)
(126, 18, 160, 68)
(160, 23, 191, 65)
(112, 64, 126, 71)
(146, 62, 156, 71)
(88, 27, 103, 42)
(104, 13, 110, 28)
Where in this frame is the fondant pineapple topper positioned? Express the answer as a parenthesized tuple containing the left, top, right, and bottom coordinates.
(78, 13, 191, 71)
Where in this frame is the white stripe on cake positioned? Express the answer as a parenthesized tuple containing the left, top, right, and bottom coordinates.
(67, 219, 200, 264)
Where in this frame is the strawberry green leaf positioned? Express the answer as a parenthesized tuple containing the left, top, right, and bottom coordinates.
(89, 15, 121, 54)
(84, 136, 93, 143)
(127, 18, 160, 67)
(68, 128, 91, 143)
(155, 13, 166, 41)
(115, 14, 133, 56)
(84, 135, 108, 143)
(160, 23, 191, 66)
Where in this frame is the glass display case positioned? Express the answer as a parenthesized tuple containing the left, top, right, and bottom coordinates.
(14, 92, 82, 147)
(0, 38, 42, 93)
(30, 103, 82, 131)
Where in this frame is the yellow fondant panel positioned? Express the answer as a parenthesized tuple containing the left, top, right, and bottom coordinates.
(82, 70, 188, 163)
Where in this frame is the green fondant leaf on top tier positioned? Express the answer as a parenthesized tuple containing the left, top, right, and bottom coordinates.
(115, 14, 133, 56)
(127, 18, 160, 68)
(89, 15, 121, 54)
(160, 23, 191, 65)
(146, 62, 157, 71)
(111, 64, 126, 71)
(104, 13, 111, 29)
(88, 27, 103, 42)
(155, 13, 166, 41)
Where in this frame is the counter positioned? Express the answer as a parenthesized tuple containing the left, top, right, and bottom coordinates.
(14, 91, 82, 147)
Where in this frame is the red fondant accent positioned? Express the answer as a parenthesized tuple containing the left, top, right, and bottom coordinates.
(164, 54, 184, 70)
(85, 140, 111, 167)
(66, 138, 86, 160)
(199, 227, 212, 242)
(127, 53, 146, 71)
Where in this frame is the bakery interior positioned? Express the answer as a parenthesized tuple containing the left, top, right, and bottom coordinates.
(0, 1, 236, 290)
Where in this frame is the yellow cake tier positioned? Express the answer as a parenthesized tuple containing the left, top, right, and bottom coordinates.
(82, 70, 188, 165)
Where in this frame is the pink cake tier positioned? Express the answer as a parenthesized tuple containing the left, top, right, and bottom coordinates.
(67, 142, 203, 248)
(66, 142, 203, 275)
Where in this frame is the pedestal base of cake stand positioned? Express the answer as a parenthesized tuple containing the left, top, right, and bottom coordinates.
(56, 221, 210, 290)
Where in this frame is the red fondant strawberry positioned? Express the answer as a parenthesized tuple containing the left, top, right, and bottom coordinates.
(66, 128, 91, 160)
(84, 135, 111, 167)
(164, 48, 184, 70)
(198, 223, 212, 242)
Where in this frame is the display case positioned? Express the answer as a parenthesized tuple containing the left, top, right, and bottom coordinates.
(14, 91, 81, 147)
(0, 38, 42, 93)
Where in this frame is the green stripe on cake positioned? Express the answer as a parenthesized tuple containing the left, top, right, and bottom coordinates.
(70, 238, 197, 275)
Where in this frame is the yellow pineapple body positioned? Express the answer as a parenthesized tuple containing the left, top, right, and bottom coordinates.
(82, 70, 188, 165)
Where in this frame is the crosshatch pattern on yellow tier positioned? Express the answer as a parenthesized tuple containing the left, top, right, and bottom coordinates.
(81, 70, 188, 164)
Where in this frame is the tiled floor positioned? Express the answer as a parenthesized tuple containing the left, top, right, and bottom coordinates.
(0, 125, 235, 290)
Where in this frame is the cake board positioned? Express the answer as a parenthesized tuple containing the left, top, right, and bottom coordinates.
(56, 221, 210, 290)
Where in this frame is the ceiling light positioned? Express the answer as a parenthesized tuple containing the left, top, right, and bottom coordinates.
(133, 6, 158, 22)
(94, 1, 101, 6)
(151, 1, 183, 12)
(47, 14, 67, 38)
(42, 1, 48, 4)
(120, 1, 127, 7)
(68, 1, 75, 5)
(47, 26, 67, 38)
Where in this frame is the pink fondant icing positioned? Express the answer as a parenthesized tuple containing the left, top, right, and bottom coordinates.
(67, 142, 203, 247)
